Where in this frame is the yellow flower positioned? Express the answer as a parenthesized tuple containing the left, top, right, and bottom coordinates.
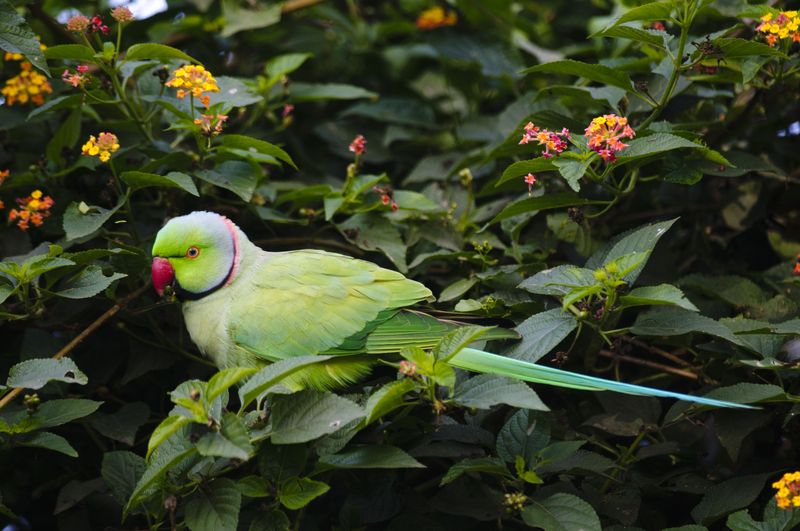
(773, 471, 800, 509)
(416, 6, 458, 30)
(1, 62, 53, 106)
(82, 132, 120, 163)
(165, 65, 220, 108)
(756, 10, 800, 45)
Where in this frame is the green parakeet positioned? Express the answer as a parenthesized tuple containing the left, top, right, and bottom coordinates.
(150, 211, 748, 409)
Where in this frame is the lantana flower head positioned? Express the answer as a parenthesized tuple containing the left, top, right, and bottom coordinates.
(66, 14, 90, 32)
(90, 15, 109, 34)
(62, 65, 90, 88)
(756, 11, 800, 46)
(519, 122, 570, 159)
(584, 114, 635, 163)
(773, 471, 800, 509)
(416, 6, 458, 30)
(1, 62, 53, 106)
(165, 65, 220, 108)
(82, 132, 120, 162)
(8, 190, 54, 231)
(111, 6, 135, 23)
(349, 134, 366, 156)
(194, 114, 228, 137)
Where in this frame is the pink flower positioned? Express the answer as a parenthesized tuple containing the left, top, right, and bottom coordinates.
(66, 15, 90, 32)
(519, 122, 570, 158)
(349, 134, 366, 156)
(110, 6, 134, 23)
(90, 15, 109, 34)
(584, 114, 635, 163)
(524, 173, 537, 195)
(282, 103, 294, 119)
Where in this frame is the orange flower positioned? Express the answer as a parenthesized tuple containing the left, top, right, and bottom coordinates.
(773, 471, 800, 509)
(519, 122, 570, 158)
(82, 132, 120, 162)
(193, 114, 228, 137)
(584, 114, 635, 163)
(756, 11, 800, 46)
(416, 6, 458, 30)
(8, 190, 54, 231)
(1, 61, 53, 106)
(524, 173, 537, 195)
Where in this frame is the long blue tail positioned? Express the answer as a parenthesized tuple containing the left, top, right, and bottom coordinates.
(449, 348, 755, 409)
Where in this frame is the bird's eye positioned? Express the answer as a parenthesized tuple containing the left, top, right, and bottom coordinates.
(186, 246, 200, 259)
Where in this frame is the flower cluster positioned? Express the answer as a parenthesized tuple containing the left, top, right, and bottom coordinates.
(399, 360, 417, 376)
(82, 132, 120, 163)
(8, 190, 54, 231)
(503, 492, 528, 512)
(194, 113, 228, 137)
(111, 6, 135, 23)
(773, 471, 800, 509)
(524, 173, 537, 195)
(90, 15, 109, 34)
(1, 61, 53, 106)
(416, 6, 458, 30)
(62, 64, 90, 88)
(165, 65, 220, 107)
(756, 11, 800, 46)
(519, 122, 570, 158)
(349, 134, 366, 156)
(584, 114, 635, 162)
(372, 185, 398, 211)
(66, 14, 90, 32)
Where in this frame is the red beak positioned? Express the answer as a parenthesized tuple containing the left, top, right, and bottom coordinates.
(152, 257, 175, 296)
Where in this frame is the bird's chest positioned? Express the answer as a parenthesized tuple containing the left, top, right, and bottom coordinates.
(182, 296, 233, 368)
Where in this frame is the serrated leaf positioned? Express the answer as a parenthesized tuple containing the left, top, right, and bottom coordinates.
(6, 358, 87, 389)
(270, 390, 363, 444)
(433, 325, 493, 362)
(318, 445, 424, 469)
(277, 477, 329, 510)
(519, 265, 596, 296)
(630, 307, 747, 347)
(0, 1, 49, 74)
(55, 266, 126, 299)
(455, 374, 549, 411)
(185, 478, 241, 531)
(505, 309, 577, 363)
(196, 161, 261, 201)
(63, 199, 124, 241)
(619, 284, 699, 311)
(521, 493, 602, 531)
(102, 451, 146, 506)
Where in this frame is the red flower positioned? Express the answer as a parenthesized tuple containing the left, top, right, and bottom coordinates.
(90, 15, 109, 35)
(349, 134, 366, 156)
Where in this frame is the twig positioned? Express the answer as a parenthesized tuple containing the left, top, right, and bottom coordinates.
(0, 283, 151, 411)
(620, 336, 694, 368)
(597, 349, 699, 381)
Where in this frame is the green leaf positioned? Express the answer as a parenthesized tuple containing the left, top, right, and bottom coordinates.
(238, 356, 334, 408)
(55, 266, 126, 299)
(497, 409, 550, 465)
(365, 379, 417, 424)
(89, 402, 149, 446)
(714, 38, 786, 58)
(343, 98, 437, 128)
(616, 134, 704, 162)
(249, 510, 290, 531)
(455, 374, 549, 411)
(34, 399, 103, 428)
(678, 274, 767, 308)
(521, 493, 602, 531)
(703, 383, 785, 405)
(433, 325, 493, 362)
(586, 218, 676, 283)
(120, 171, 199, 196)
(124, 43, 198, 63)
(265, 53, 312, 78)
(505, 309, 578, 363)
(552, 158, 591, 192)
(206, 367, 257, 405)
(146, 415, 192, 460)
(269, 390, 363, 444)
(44, 44, 95, 62)
(19, 431, 77, 457)
(126, 427, 196, 515)
(691, 474, 768, 524)
(221, 0, 281, 37)
(27, 94, 84, 121)
(597, 26, 670, 47)
(62, 200, 124, 241)
(236, 476, 270, 498)
(496, 159, 557, 186)
(185, 478, 241, 531)
(290, 82, 378, 101)
(197, 413, 254, 460)
(492, 193, 606, 223)
(439, 278, 478, 302)
(619, 284, 699, 311)
(522, 60, 634, 92)
(318, 445, 424, 469)
(101, 451, 146, 506)
(0, 1, 49, 74)
(338, 213, 408, 272)
(519, 265, 596, 297)
(278, 477, 330, 510)
(7, 358, 88, 389)
(196, 161, 261, 201)
(440, 457, 511, 486)
(221, 134, 296, 168)
(630, 307, 747, 347)
(599, 1, 675, 31)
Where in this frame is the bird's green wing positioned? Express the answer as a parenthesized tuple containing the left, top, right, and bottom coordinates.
(229, 249, 433, 364)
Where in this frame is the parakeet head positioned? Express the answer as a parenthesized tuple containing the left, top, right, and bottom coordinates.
(151, 211, 241, 299)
